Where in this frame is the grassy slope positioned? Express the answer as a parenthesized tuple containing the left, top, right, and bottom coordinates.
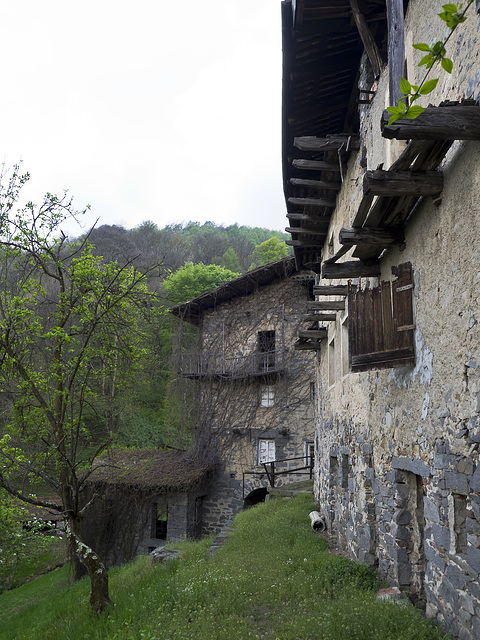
(0, 495, 450, 640)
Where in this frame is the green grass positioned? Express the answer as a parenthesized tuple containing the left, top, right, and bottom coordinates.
(0, 495, 450, 640)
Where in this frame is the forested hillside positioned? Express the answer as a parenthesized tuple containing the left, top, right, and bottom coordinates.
(81, 220, 290, 277)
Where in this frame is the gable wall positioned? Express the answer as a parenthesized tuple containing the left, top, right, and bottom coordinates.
(194, 276, 316, 533)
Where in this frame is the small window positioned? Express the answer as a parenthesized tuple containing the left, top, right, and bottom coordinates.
(155, 503, 168, 540)
(258, 439, 276, 464)
(304, 441, 314, 467)
(328, 337, 335, 387)
(260, 385, 275, 407)
(310, 381, 316, 402)
(257, 330, 276, 371)
(341, 316, 349, 377)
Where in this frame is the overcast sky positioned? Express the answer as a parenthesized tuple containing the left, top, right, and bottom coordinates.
(1, 1, 286, 237)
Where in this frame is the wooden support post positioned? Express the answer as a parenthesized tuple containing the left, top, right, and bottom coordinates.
(292, 159, 340, 172)
(306, 300, 345, 311)
(322, 260, 381, 279)
(288, 196, 337, 208)
(339, 227, 404, 246)
(298, 329, 328, 339)
(313, 285, 351, 296)
(294, 136, 360, 152)
(386, 0, 405, 106)
(302, 313, 337, 322)
(285, 226, 329, 236)
(363, 169, 443, 197)
(286, 240, 324, 248)
(381, 106, 480, 140)
(349, 0, 383, 78)
(290, 177, 342, 191)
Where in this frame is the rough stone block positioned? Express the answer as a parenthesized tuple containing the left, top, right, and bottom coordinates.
(432, 524, 451, 550)
(446, 563, 468, 590)
(444, 471, 469, 494)
(394, 509, 412, 525)
(434, 453, 454, 469)
(397, 562, 412, 585)
(467, 545, 480, 573)
(394, 525, 412, 541)
(470, 464, 480, 492)
(439, 579, 460, 610)
(425, 543, 446, 572)
(391, 456, 430, 477)
(423, 496, 441, 524)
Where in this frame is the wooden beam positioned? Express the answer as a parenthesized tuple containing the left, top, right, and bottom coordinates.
(290, 177, 342, 191)
(286, 240, 324, 248)
(298, 329, 328, 340)
(306, 300, 345, 311)
(294, 340, 322, 351)
(313, 285, 350, 296)
(386, 0, 405, 106)
(322, 260, 380, 279)
(381, 105, 480, 140)
(349, 0, 383, 78)
(288, 196, 337, 208)
(286, 213, 330, 226)
(294, 135, 360, 152)
(302, 313, 337, 322)
(339, 227, 404, 246)
(363, 169, 443, 197)
(285, 226, 329, 236)
(292, 159, 340, 172)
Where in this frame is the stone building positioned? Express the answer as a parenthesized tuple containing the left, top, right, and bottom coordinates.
(78, 449, 212, 570)
(171, 256, 316, 533)
(281, 0, 480, 637)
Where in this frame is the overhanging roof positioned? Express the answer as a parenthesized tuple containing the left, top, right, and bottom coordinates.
(282, 0, 389, 271)
(170, 256, 301, 324)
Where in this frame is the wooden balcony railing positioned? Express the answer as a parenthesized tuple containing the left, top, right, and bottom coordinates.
(177, 350, 285, 379)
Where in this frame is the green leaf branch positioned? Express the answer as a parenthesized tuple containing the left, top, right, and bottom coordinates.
(387, 1, 474, 126)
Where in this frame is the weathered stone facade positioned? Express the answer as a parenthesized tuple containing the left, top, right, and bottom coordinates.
(282, 1, 480, 637)
(173, 258, 316, 534)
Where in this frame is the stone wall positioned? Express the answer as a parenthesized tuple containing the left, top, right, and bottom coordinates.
(311, 2, 480, 637)
(192, 275, 316, 535)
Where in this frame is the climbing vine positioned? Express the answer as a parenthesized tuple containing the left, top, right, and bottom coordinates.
(387, 0, 475, 125)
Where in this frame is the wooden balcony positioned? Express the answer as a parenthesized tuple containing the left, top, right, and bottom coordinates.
(177, 350, 286, 380)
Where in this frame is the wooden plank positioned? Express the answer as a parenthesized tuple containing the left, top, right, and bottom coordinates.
(386, 0, 405, 106)
(294, 340, 322, 351)
(363, 170, 443, 197)
(313, 285, 350, 296)
(381, 105, 480, 140)
(294, 136, 360, 152)
(292, 159, 340, 172)
(302, 313, 337, 322)
(306, 300, 345, 311)
(288, 196, 337, 208)
(290, 177, 342, 190)
(339, 226, 404, 246)
(349, 0, 383, 78)
(285, 226, 329, 236)
(322, 260, 381, 279)
(286, 212, 330, 224)
(286, 239, 325, 248)
(351, 347, 415, 368)
(323, 244, 351, 265)
(298, 329, 328, 339)
(351, 193, 375, 228)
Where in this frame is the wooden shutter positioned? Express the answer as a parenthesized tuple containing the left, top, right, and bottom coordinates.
(348, 262, 415, 372)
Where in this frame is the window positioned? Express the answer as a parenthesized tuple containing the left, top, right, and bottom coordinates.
(310, 381, 316, 402)
(348, 262, 415, 372)
(155, 503, 168, 540)
(304, 441, 315, 467)
(257, 330, 275, 371)
(328, 336, 335, 386)
(260, 385, 275, 407)
(258, 439, 275, 465)
(341, 316, 349, 377)
(449, 493, 467, 555)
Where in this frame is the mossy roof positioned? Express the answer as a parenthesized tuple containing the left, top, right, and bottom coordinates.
(87, 449, 212, 492)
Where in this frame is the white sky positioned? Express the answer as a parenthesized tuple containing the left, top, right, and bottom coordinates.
(1, 1, 287, 237)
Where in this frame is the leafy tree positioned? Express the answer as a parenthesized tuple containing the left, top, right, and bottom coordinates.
(0, 165, 155, 613)
(221, 247, 241, 273)
(163, 262, 240, 305)
(249, 236, 289, 270)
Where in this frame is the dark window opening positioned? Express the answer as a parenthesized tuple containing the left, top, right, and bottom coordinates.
(155, 503, 168, 540)
(349, 262, 415, 372)
(257, 330, 276, 371)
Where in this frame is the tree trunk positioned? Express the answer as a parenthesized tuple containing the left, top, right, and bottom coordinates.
(65, 517, 112, 614)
